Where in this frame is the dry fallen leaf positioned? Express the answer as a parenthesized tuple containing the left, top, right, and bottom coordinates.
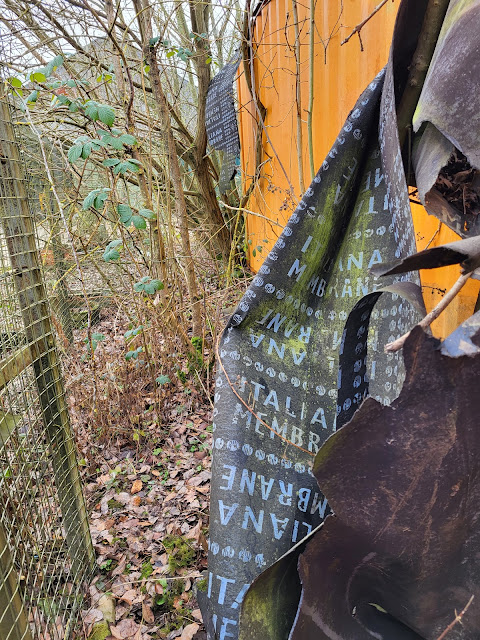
(98, 593, 116, 623)
(131, 479, 143, 494)
(185, 520, 202, 541)
(82, 608, 103, 625)
(142, 602, 155, 624)
(120, 589, 142, 606)
(191, 609, 203, 622)
(179, 623, 199, 640)
(110, 618, 140, 639)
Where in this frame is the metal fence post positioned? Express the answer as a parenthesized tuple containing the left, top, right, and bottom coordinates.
(0, 519, 33, 640)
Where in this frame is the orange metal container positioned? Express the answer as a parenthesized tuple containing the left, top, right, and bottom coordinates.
(237, 0, 479, 337)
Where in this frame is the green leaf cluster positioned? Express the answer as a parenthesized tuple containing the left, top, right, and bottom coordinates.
(104, 158, 142, 176)
(84, 332, 105, 352)
(98, 129, 137, 150)
(125, 346, 143, 361)
(117, 204, 154, 229)
(103, 240, 122, 262)
(83, 188, 110, 210)
(134, 276, 164, 295)
(6, 55, 64, 98)
(84, 100, 115, 126)
(160, 40, 194, 62)
(68, 135, 106, 162)
(124, 325, 143, 340)
(96, 73, 113, 83)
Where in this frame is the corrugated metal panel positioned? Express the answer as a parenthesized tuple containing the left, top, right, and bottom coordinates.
(238, 0, 479, 337)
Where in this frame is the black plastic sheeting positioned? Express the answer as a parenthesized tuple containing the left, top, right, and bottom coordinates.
(199, 2, 431, 638)
(205, 51, 241, 194)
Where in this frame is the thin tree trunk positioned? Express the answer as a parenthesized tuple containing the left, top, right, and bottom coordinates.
(134, 0, 202, 338)
(291, 0, 305, 194)
(189, 0, 232, 260)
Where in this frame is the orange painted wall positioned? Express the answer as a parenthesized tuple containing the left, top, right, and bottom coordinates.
(237, 0, 479, 338)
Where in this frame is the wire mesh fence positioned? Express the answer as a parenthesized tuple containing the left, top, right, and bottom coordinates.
(16, 123, 120, 350)
(0, 90, 95, 640)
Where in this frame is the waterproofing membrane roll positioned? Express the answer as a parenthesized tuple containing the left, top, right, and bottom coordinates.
(199, 3, 426, 637)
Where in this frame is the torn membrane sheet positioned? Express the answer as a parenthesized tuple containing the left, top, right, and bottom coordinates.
(200, 41, 421, 640)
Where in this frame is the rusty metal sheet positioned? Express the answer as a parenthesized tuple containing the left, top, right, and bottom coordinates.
(240, 316, 480, 639)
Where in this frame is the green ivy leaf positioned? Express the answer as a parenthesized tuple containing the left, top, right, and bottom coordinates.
(144, 283, 155, 294)
(124, 325, 143, 339)
(83, 188, 109, 210)
(84, 101, 99, 121)
(67, 144, 83, 163)
(103, 158, 121, 167)
(124, 161, 140, 173)
(45, 55, 64, 77)
(134, 276, 163, 294)
(27, 90, 39, 103)
(117, 204, 133, 226)
(113, 161, 128, 175)
(83, 193, 97, 210)
(105, 136, 124, 151)
(84, 332, 106, 352)
(125, 346, 143, 361)
(81, 142, 92, 159)
(132, 215, 147, 230)
(139, 208, 155, 220)
(68, 102, 79, 113)
(8, 77, 22, 88)
(98, 104, 115, 127)
(118, 134, 137, 145)
(150, 279, 164, 291)
(31, 71, 46, 83)
(103, 239, 122, 262)
(94, 191, 109, 210)
(156, 375, 170, 385)
(57, 94, 71, 106)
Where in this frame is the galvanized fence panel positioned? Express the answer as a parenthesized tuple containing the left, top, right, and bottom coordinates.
(0, 91, 94, 640)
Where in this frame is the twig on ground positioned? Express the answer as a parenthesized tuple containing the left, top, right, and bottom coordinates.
(436, 595, 474, 640)
(385, 270, 474, 353)
(341, 0, 390, 50)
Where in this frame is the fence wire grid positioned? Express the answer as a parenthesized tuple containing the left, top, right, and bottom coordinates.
(0, 91, 95, 640)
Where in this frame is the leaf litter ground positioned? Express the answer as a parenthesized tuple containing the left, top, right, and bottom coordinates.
(64, 310, 214, 640)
